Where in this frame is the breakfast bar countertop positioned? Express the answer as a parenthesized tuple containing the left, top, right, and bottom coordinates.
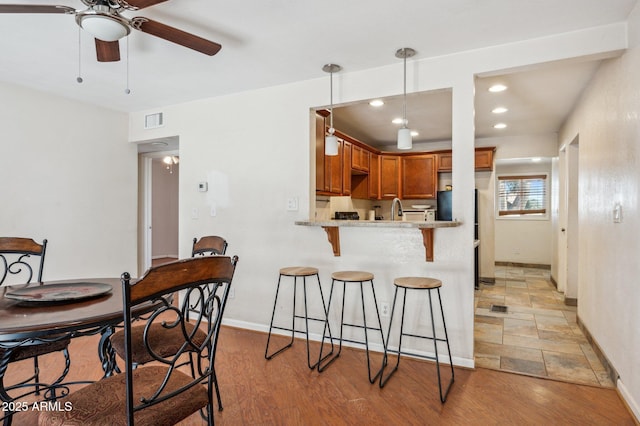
(295, 220, 462, 261)
(294, 220, 461, 228)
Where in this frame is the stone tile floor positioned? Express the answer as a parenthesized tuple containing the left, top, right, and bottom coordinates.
(474, 265, 614, 388)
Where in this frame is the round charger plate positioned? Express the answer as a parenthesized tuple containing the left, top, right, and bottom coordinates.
(4, 282, 113, 304)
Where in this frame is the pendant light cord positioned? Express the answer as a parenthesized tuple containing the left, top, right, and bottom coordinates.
(329, 70, 334, 131)
(402, 50, 407, 127)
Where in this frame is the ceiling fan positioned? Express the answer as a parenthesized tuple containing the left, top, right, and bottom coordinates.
(0, 0, 221, 62)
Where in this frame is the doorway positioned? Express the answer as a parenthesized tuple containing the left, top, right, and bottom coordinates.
(564, 137, 579, 303)
(136, 137, 180, 275)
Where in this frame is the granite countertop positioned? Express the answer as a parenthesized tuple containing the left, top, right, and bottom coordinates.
(295, 220, 461, 229)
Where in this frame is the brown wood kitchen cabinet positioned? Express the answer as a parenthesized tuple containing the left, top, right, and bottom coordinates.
(351, 144, 369, 172)
(436, 147, 495, 172)
(474, 147, 495, 171)
(402, 154, 437, 199)
(380, 155, 400, 199)
(342, 140, 352, 196)
(369, 152, 380, 199)
(437, 152, 453, 172)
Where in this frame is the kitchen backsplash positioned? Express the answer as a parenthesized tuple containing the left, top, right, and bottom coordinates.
(315, 196, 436, 221)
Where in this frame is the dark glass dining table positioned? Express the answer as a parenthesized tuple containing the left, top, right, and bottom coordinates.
(0, 277, 161, 424)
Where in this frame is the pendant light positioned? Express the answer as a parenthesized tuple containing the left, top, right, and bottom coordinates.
(396, 47, 416, 150)
(322, 63, 342, 156)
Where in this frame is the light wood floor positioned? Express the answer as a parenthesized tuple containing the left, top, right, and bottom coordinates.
(5, 326, 636, 425)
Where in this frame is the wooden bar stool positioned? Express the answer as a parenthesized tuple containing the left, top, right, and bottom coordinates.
(317, 270, 385, 384)
(265, 266, 332, 369)
(379, 277, 455, 403)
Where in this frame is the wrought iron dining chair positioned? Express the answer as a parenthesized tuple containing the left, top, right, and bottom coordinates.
(191, 236, 228, 257)
(0, 238, 71, 401)
(110, 236, 232, 413)
(38, 255, 239, 426)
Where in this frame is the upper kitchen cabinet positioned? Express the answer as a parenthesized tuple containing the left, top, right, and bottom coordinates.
(368, 152, 380, 199)
(402, 154, 437, 199)
(351, 144, 370, 172)
(436, 147, 496, 172)
(437, 152, 453, 172)
(474, 147, 495, 171)
(342, 140, 352, 196)
(380, 155, 401, 199)
(315, 112, 344, 195)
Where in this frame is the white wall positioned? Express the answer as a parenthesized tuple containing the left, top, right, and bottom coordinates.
(129, 25, 626, 368)
(151, 158, 179, 258)
(558, 3, 640, 418)
(494, 160, 554, 265)
(0, 82, 136, 280)
(475, 134, 558, 274)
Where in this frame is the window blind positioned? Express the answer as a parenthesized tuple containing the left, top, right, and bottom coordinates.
(497, 174, 547, 216)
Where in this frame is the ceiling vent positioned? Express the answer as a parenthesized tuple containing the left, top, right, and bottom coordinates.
(144, 112, 164, 129)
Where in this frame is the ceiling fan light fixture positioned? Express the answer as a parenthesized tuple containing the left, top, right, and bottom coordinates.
(77, 12, 130, 42)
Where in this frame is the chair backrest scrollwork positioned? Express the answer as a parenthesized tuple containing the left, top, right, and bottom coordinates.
(0, 237, 47, 287)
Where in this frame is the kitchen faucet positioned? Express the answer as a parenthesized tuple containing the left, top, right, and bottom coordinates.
(391, 197, 403, 221)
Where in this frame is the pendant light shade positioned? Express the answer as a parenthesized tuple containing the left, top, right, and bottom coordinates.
(397, 127, 412, 150)
(396, 47, 416, 150)
(322, 63, 342, 156)
(325, 134, 339, 155)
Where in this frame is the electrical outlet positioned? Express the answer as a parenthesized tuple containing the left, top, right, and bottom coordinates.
(380, 302, 389, 317)
(228, 287, 235, 299)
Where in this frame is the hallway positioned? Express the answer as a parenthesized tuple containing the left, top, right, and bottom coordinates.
(474, 265, 614, 388)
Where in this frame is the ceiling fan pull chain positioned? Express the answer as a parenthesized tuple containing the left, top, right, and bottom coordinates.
(76, 27, 83, 84)
(124, 36, 131, 94)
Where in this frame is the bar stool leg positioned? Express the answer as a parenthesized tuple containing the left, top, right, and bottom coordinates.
(317, 279, 345, 372)
(430, 288, 455, 402)
(303, 274, 333, 369)
(361, 280, 385, 383)
(264, 273, 295, 360)
(380, 286, 407, 387)
(266, 271, 333, 370)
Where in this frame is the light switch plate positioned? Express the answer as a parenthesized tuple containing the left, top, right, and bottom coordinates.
(286, 197, 299, 211)
(613, 203, 622, 223)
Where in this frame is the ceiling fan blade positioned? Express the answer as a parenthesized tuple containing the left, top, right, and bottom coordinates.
(122, 0, 169, 10)
(95, 39, 121, 62)
(132, 18, 221, 56)
(0, 4, 75, 14)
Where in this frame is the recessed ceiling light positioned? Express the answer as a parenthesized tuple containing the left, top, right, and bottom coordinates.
(410, 130, 419, 137)
(489, 84, 507, 93)
(494, 123, 507, 129)
(369, 99, 384, 107)
(492, 107, 508, 114)
(392, 117, 404, 125)
(150, 141, 168, 146)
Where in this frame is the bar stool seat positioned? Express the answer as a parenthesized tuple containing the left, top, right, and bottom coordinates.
(280, 266, 319, 277)
(331, 270, 374, 282)
(394, 276, 442, 289)
(379, 276, 455, 403)
(317, 270, 385, 384)
(265, 266, 331, 369)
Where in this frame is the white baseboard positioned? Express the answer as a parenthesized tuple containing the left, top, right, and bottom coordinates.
(151, 254, 178, 259)
(221, 318, 475, 369)
(617, 378, 640, 423)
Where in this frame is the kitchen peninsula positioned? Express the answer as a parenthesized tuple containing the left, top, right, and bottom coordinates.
(295, 220, 460, 261)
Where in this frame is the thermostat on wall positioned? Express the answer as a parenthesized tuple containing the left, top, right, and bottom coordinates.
(198, 182, 208, 192)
